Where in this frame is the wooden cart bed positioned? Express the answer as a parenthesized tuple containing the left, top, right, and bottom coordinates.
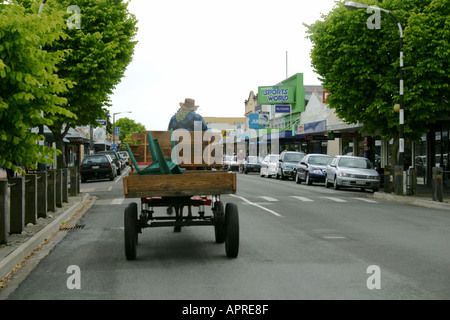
(123, 170, 236, 198)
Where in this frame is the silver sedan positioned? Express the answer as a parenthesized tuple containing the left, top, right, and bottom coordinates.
(325, 155, 380, 192)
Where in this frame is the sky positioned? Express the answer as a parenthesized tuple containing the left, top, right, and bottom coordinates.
(108, 0, 339, 131)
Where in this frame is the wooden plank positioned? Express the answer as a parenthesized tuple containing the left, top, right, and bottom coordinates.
(123, 171, 236, 198)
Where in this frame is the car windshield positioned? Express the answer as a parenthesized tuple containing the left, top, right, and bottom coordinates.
(247, 156, 260, 163)
(269, 155, 279, 163)
(82, 155, 107, 164)
(339, 157, 373, 169)
(103, 152, 117, 160)
(284, 153, 305, 162)
(309, 156, 332, 165)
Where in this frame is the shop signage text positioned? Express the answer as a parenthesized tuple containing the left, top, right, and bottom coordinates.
(257, 85, 294, 104)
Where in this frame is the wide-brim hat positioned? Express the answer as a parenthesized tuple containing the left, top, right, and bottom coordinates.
(180, 98, 199, 111)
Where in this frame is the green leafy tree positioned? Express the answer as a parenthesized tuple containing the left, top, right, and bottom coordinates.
(114, 117, 145, 144)
(40, 0, 138, 167)
(0, 2, 75, 173)
(305, 0, 449, 164)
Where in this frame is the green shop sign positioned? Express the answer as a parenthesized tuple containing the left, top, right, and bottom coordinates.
(257, 85, 294, 104)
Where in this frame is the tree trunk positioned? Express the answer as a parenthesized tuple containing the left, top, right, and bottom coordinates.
(49, 124, 71, 169)
(390, 132, 399, 167)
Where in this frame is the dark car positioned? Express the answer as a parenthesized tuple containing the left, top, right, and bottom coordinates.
(244, 156, 262, 174)
(98, 150, 124, 175)
(276, 151, 306, 180)
(295, 154, 333, 185)
(80, 154, 117, 183)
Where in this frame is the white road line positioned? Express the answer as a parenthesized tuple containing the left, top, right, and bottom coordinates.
(231, 195, 283, 217)
(291, 196, 314, 202)
(321, 197, 347, 203)
(354, 197, 378, 203)
(111, 198, 124, 205)
(259, 196, 279, 202)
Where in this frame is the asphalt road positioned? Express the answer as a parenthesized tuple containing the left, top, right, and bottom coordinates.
(6, 169, 450, 300)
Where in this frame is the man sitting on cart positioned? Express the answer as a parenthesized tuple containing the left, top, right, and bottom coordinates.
(167, 98, 208, 216)
(168, 98, 208, 131)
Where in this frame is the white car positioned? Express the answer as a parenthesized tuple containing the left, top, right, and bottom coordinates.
(223, 155, 238, 171)
(260, 154, 280, 178)
(118, 151, 130, 166)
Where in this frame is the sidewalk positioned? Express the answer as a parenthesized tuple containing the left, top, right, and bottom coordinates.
(373, 184, 450, 210)
(0, 193, 95, 292)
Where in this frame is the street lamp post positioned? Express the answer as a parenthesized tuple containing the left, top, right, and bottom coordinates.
(112, 111, 132, 148)
(344, 1, 405, 168)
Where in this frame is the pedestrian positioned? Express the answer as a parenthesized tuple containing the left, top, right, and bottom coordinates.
(237, 149, 245, 174)
(168, 98, 208, 131)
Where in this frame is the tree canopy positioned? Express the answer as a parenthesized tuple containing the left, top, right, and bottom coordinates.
(305, 0, 449, 143)
(43, 0, 138, 167)
(0, 2, 76, 172)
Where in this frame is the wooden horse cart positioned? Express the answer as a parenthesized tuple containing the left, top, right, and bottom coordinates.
(122, 131, 238, 260)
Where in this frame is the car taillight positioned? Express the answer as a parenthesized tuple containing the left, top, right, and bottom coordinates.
(109, 163, 112, 169)
(80, 166, 83, 171)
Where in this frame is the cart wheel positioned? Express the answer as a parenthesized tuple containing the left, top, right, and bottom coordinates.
(124, 202, 138, 260)
(213, 201, 226, 243)
(225, 203, 239, 258)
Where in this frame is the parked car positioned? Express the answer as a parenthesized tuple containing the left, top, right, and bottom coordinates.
(277, 151, 306, 180)
(80, 154, 117, 183)
(244, 156, 262, 174)
(260, 154, 280, 178)
(295, 154, 333, 185)
(98, 150, 124, 175)
(118, 150, 130, 166)
(325, 155, 380, 192)
(223, 155, 238, 171)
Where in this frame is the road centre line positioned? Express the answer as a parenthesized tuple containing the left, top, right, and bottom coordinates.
(259, 196, 279, 202)
(231, 195, 283, 217)
(354, 197, 378, 203)
(291, 196, 314, 202)
(321, 197, 347, 203)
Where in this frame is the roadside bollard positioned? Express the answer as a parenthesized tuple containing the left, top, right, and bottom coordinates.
(10, 176, 25, 234)
(0, 180, 8, 245)
(56, 169, 63, 208)
(384, 167, 391, 193)
(47, 170, 56, 212)
(37, 171, 47, 218)
(62, 168, 69, 203)
(25, 174, 38, 225)
(69, 166, 79, 196)
(394, 165, 403, 196)
(432, 167, 443, 202)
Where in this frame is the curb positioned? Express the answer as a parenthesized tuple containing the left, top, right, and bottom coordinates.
(0, 193, 94, 280)
(373, 192, 450, 210)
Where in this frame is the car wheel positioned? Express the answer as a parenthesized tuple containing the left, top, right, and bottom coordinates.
(295, 172, 301, 184)
(333, 177, 340, 190)
(325, 176, 330, 188)
(306, 172, 312, 185)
